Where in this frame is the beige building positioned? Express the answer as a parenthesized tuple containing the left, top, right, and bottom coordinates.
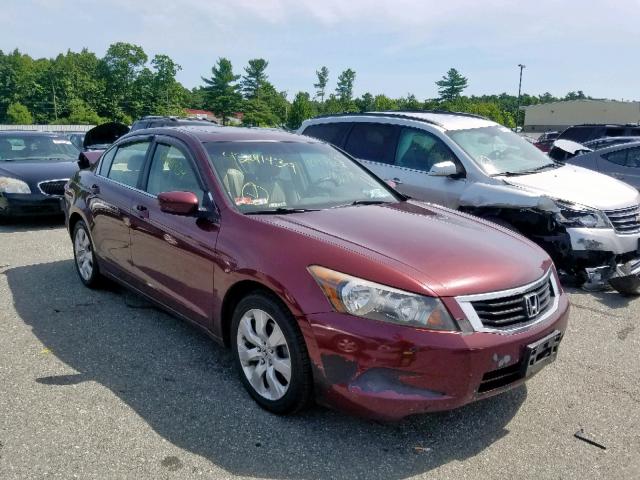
(522, 100, 640, 133)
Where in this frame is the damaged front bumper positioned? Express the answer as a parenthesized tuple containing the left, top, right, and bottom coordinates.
(303, 296, 570, 421)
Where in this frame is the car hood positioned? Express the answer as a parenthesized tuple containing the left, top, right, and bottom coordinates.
(501, 164, 640, 210)
(0, 161, 78, 188)
(258, 201, 551, 297)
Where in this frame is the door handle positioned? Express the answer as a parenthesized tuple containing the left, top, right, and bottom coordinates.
(133, 204, 149, 218)
(89, 184, 100, 194)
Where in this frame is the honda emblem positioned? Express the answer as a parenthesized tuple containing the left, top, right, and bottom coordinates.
(524, 293, 540, 318)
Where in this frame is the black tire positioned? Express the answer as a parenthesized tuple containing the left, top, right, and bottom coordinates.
(231, 291, 312, 414)
(72, 220, 102, 288)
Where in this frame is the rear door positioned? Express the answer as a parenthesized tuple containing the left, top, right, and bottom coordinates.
(129, 136, 219, 327)
(598, 147, 640, 189)
(388, 127, 467, 208)
(90, 140, 151, 281)
(342, 122, 400, 181)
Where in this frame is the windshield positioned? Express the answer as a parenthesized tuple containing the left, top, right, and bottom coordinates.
(205, 141, 397, 213)
(0, 135, 79, 162)
(448, 125, 556, 175)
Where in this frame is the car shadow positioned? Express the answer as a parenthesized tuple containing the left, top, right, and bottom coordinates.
(565, 286, 638, 314)
(6, 260, 526, 479)
(0, 215, 65, 233)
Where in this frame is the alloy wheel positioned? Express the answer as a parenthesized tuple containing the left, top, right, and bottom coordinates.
(74, 227, 94, 281)
(236, 308, 292, 401)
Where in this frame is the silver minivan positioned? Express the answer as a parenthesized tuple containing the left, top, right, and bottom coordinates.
(299, 112, 640, 293)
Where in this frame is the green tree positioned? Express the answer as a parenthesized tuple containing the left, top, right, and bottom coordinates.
(6, 101, 33, 124)
(313, 66, 329, 103)
(436, 68, 468, 101)
(241, 58, 269, 99)
(286, 92, 315, 129)
(66, 98, 103, 124)
(355, 92, 374, 112)
(202, 57, 242, 125)
(335, 68, 356, 105)
(398, 93, 421, 110)
(373, 94, 397, 111)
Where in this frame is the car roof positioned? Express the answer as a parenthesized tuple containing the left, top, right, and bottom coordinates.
(133, 125, 321, 143)
(302, 110, 497, 131)
(0, 131, 68, 137)
(594, 140, 640, 154)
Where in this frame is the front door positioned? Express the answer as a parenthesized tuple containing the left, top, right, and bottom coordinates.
(129, 138, 219, 326)
(390, 127, 467, 208)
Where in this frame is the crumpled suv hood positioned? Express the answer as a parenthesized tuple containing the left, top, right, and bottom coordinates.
(502, 164, 640, 211)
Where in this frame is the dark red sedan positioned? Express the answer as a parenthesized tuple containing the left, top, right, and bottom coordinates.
(64, 126, 569, 420)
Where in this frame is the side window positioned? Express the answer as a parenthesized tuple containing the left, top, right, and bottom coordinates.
(98, 147, 117, 176)
(626, 147, 640, 168)
(107, 142, 150, 187)
(343, 123, 398, 164)
(602, 149, 628, 166)
(146, 144, 205, 203)
(302, 123, 352, 147)
(394, 128, 459, 172)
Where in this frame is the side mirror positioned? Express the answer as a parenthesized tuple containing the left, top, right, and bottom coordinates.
(428, 161, 458, 177)
(158, 191, 199, 215)
(77, 151, 103, 170)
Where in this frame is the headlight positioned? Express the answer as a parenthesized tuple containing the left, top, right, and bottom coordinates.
(308, 266, 458, 331)
(0, 176, 31, 194)
(553, 200, 610, 228)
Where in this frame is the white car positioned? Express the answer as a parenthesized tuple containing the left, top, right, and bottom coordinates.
(299, 112, 640, 293)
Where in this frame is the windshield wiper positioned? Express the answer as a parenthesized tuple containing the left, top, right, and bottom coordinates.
(246, 207, 321, 215)
(349, 200, 392, 206)
(493, 163, 560, 177)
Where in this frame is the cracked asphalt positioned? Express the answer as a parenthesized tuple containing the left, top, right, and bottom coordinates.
(1, 219, 639, 479)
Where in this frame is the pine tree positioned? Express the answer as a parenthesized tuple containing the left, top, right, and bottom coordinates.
(313, 66, 329, 103)
(436, 68, 468, 101)
(202, 57, 242, 125)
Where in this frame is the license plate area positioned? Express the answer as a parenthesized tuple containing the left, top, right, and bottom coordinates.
(523, 330, 562, 377)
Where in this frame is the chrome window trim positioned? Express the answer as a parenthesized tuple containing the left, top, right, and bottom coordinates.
(37, 178, 70, 197)
(455, 269, 559, 335)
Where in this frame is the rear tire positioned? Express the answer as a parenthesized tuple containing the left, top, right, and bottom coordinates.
(231, 292, 312, 414)
(72, 220, 101, 288)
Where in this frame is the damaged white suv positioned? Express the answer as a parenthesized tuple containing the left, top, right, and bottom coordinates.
(299, 112, 640, 294)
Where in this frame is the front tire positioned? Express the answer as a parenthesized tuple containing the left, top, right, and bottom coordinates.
(231, 292, 312, 414)
(72, 220, 101, 288)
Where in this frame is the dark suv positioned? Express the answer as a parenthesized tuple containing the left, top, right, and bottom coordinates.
(130, 116, 218, 131)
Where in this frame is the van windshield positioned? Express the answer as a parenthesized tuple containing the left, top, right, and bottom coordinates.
(205, 141, 397, 214)
(448, 126, 557, 176)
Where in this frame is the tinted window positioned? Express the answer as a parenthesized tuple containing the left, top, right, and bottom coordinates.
(146, 144, 204, 202)
(107, 142, 149, 187)
(98, 147, 117, 176)
(626, 147, 640, 168)
(395, 128, 458, 172)
(302, 123, 352, 147)
(602, 149, 628, 166)
(0, 134, 78, 162)
(343, 123, 399, 164)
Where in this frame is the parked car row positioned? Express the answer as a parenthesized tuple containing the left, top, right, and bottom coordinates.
(3, 111, 639, 420)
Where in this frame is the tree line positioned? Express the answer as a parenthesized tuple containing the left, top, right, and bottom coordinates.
(0, 43, 593, 129)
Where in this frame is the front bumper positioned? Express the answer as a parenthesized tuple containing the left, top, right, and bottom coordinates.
(566, 227, 640, 255)
(303, 294, 570, 420)
(0, 193, 64, 217)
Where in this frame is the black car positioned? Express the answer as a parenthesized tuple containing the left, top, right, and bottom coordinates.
(557, 124, 640, 143)
(0, 131, 80, 219)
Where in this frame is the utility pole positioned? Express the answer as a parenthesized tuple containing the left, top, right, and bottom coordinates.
(516, 64, 525, 131)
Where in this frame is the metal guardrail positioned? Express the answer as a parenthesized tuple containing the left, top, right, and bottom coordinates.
(0, 124, 95, 132)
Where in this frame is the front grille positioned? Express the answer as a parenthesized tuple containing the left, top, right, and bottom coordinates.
(604, 205, 640, 234)
(38, 180, 67, 197)
(470, 274, 554, 329)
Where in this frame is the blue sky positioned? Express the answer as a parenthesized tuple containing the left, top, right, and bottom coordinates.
(2, 0, 639, 101)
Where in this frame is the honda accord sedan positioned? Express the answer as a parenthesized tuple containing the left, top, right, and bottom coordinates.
(64, 126, 569, 420)
(0, 131, 79, 219)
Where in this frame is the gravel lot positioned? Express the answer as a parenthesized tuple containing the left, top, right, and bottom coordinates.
(1, 219, 639, 480)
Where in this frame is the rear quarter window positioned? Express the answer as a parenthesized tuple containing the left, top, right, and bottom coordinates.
(302, 123, 352, 147)
(343, 122, 399, 164)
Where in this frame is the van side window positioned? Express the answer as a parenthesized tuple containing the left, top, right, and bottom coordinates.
(343, 123, 399, 164)
(394, 128, 459, 172)
(302, 123, 352, 147)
